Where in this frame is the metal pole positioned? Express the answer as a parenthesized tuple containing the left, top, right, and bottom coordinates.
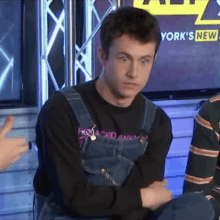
(112, 0, 123, 9)
(37, 0, 42, 111)
(72, 0, 77, 85)
(64, 0, 76, 87)
(85, 0, 92, 78)
(76, 5, 114, 59)
(116, 0, 123, 8)
(37, 0, 48, 110)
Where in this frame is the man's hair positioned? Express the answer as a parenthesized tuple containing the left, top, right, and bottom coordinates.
(100, 6, 162, 60)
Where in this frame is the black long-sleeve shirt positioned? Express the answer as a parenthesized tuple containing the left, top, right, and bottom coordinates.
(183, 95, 220, 219)
(33, 79, 173, 218)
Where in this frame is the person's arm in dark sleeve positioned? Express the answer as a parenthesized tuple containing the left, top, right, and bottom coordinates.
(122, 107, 173, 219)
(36, 92, 143, 217)
(183, 100, 220, 218)
(124, 107, 173, 188)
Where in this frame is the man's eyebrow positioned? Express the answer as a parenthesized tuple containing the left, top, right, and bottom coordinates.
(117, 52, 153, 59)
(117, 52, 131, 57)
(140, 55, 153, 59)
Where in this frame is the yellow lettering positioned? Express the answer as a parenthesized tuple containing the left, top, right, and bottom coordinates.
(133, 0, 220, 25)
(195, 30, 218, 42)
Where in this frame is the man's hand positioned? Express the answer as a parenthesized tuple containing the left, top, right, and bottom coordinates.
(140, 180, 173, 211)
(0, 116, 28, 171)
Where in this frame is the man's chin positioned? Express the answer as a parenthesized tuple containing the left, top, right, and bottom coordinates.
(116, 90, 139, 99)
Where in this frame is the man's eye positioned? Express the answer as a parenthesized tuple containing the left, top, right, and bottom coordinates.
(120, 57, 128, 61)
(141, 59, 149, 64)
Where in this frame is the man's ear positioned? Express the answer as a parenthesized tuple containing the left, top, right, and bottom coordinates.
(98, 45, 106, 65)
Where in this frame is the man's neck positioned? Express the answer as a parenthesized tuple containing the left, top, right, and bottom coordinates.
(95, 78, 135, 108)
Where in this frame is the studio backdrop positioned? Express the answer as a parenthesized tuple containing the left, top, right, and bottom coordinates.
(93, 0, 220, 100)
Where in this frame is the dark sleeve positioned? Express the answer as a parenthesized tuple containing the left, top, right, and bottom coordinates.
(36, 92, 143, 217)
(182, 100, 220, 218)
(124, 107, 173, 187)
(122, 107, 173, 219)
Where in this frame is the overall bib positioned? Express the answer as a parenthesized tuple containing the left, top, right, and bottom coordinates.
(35, 87, 156, 220)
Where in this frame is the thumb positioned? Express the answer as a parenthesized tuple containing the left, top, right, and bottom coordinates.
(0, 116, 14, 137)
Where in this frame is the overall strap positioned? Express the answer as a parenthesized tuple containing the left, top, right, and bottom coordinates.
(59, 87, 95, 128)
(140, 95, 157, 135)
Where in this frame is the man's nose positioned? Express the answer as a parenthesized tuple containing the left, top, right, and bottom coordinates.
(127, 61, 138, 78)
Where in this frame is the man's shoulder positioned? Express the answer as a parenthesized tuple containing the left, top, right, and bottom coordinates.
(74, 79, 96, 93)
(140, 95, 171, 131)
(208, 93, 220, 110)
(141, 95, 167, 115)
(39, 91, 72, 119)
(140, 95, 159, 116)
(40, 80, 96, 116)
(197, 93, 220, 127)
(199, 93, 220, 114)
(45, 79, 95, 108)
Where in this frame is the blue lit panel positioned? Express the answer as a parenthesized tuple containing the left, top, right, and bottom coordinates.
(0, 1, 22, 101)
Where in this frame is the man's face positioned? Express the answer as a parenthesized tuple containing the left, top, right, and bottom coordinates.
(102, 34, 156, 99)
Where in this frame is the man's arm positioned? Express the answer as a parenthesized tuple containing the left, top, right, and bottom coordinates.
(122, 107, 173, 219)
(124, 107, 173, 188)
(36, 92, 146, 217)
(183, 100, 220, 217)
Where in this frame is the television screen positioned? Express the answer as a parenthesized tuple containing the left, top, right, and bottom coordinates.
(93, 0, 220, 100)
(0, 0, 23, 102)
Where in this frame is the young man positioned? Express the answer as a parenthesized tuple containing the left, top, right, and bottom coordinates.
(183, 96, 220, 220)
(33, 6, 214, 220)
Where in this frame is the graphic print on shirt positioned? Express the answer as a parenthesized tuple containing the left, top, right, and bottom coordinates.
(78, 126, 147, 147)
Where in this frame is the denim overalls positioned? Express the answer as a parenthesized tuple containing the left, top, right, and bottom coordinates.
(35, 86, 157, 220)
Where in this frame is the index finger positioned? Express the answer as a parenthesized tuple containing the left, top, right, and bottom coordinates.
(9, 138, 28, 146)
(0, 116, 14, 137)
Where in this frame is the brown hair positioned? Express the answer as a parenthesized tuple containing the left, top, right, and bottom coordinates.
(100, 6, 161, 60)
